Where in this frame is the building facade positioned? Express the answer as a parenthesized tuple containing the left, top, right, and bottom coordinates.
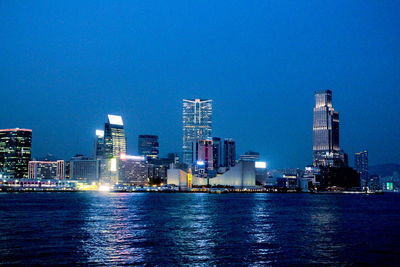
(355, 150, 368, 187)
(118, 155, 149, 186)
(212, 137, 222, 170)
(138, 135, 159, 160)
(104, 115, 127, 158)
(28, 160, 65, 180)
(0, 128, 32, 178)
(223, 138, 236, 167)
(192, 139, 214, 171)
(95, 129, 105, 160)
(312, 90, 344, 167)
(182, 99, 212, 164)
(69, 155, 100, 183)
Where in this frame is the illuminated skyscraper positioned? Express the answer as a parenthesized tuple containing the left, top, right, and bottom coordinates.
(182, 99, 212, 164)
(312, 90, 344, 167)
(95, 129, 105, 160)
(104, 115, 127, 158)
(138, 135, 159, 160)
(0, 128, 32, 178)
(355, 150, 368, 187)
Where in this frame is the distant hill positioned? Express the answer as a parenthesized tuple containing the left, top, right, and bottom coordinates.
(369, 164, 400, 177)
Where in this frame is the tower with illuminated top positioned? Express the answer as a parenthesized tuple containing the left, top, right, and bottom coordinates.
(312, 90, 344, 167)
(104, 115, 127, 158)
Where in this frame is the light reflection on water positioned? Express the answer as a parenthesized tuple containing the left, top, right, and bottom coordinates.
(1, 192, 400, 265)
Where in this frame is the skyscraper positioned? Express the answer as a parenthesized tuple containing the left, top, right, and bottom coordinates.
(0, 128, 32, 178)
(312, 90, 343, 167)
(212, 137, 222, 170)
(355, 150, 368, 187)
(104, 115, 127, 158)
(192, 139, 214, 170)
(224, 138, 236, 167)
(138, 135, 159, 160)
(95, 129, 105, 160)
(182, 99, 212, 164)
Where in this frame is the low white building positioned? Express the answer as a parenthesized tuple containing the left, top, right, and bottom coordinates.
(167, 161, 256, 188)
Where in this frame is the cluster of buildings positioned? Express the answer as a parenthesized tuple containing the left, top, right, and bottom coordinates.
(0, 91, 393, 192)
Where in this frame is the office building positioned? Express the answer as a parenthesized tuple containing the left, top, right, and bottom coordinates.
(223, 138, 236, 167)
(355, 150, 368, 187)
(95, 129, 105, 160)
(69, 155, 100, 183)
(312, 90, 345, 167)
(0, 128, 32, 178)
(192, 139, 214, 171)
(104, 115, 127, 158)
(212, 137, 223, 170)
(28, 160, 65, 180)
(138, 135, 159, 160)
(182, 99, 212, 164)
(118, 155, 149, 186)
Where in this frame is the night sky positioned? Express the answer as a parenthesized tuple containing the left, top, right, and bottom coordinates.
(1, 1, 399, 168)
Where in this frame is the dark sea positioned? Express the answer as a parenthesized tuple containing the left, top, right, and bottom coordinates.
(1, 192, 400, 266)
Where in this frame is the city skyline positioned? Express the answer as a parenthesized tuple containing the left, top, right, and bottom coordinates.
(0, 92, 396, 169)
(1, 1, 399, 168)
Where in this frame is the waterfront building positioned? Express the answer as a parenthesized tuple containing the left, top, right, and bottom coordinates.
(138, 135, 159, 160)
(255, 161, 268, 185)
(0, 128, 32, 178)
(69, 155, 100, 183)
(28, 160, 65, 180)
(312, 90, 345, 167)
(223, 138, 236, 167)
(104, 115, 127, 158)
(148, 164, 168, 185)
(355, 150, 368, 187)
(182, 99, 212, 164)
(318, 166, 360, 189)
(366, 175, 380, 191)
(167, 160, 256, 188)
(118, 155, 149, 186)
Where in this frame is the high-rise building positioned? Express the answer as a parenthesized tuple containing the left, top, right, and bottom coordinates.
(95, 129, 105, 160)
(0, 128, 32, 178)
(182, 99, 212, 164)
(223, 138, 236, 167)
(28, 160, 65, 179)
(312, 90, 344, 167)
(355, 150, 368, 187)
(69, 155, 100, 183)
(138, 135, 159, 160)
(212, 137, 222, 170)
(192, 139, 214, 170)
(104, 115, 127, 158)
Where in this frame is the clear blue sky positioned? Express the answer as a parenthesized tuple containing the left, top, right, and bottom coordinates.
(0, 0, 399, 168)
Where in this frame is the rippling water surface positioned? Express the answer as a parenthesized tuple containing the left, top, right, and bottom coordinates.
(1, 192, 400, 265)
